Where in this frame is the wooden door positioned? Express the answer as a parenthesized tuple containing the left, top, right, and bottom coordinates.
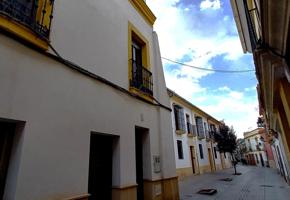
(190, 146, 196, 174)
(208, 148, 214, 172)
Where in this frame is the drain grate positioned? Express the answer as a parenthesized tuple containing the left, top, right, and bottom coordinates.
(197, 189, 217, 195)
(220, 178, 233, 182)
(260, 185, 274, 187)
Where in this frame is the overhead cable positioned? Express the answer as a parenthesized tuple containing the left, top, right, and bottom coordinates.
(161, 57, 255, 73)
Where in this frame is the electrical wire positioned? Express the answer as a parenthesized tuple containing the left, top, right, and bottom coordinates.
(161, 57, 256, 73)
(45, 43, 172, 111)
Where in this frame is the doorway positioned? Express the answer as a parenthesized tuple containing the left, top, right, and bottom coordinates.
(135, 127, 149, 200)
(0, 121, 16, 200)
(208, 148, 214, 172)
(88, 133, 115, 200)
(190, 146, 196, 174)
(259, 153, 264, 167)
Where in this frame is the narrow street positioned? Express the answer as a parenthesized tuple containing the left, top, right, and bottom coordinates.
(179, 165, 290, 200)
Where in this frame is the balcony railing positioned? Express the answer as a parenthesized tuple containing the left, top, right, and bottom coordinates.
(244, 0, 262, 50)
(0, 0, 54, 39)
(187, 122, 197, 137)
(256, 144, 262, 151)
(130, 60, 153, 96)
(209, 130, 216, 140)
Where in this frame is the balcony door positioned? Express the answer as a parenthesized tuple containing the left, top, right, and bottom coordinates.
(132, 39, 143, 87)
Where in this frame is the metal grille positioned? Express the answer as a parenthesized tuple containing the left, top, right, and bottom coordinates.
(0, 0, 54, 39)
(187, 122, 197, 136)
(243, 0, 262, 50)
(130, 60, 153, 96)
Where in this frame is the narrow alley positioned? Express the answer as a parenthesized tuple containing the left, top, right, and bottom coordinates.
(179, 165, 290, 200)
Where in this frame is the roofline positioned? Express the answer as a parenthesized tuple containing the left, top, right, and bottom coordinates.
(167, 88, 221, 125)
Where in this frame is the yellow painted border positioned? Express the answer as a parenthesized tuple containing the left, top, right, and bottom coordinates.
(0, 14, 48, 50)
(128, 21, 153, 101)
(128, 0, 156, 26)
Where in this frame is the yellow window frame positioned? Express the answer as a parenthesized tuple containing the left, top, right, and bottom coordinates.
(0, 0, 53, 50)
(128, 21, 153, 99)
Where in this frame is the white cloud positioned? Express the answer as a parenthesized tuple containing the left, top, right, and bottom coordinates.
(229, 91, 244, 100)
(146, 0, 258, 138)
(198, 88, 258, 138)
(245, 86, 256, 92)
(200, 0, 221, 11)
(218, 86, 231, 91)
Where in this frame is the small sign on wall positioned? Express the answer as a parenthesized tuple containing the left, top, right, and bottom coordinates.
(153, 155, 161, 173)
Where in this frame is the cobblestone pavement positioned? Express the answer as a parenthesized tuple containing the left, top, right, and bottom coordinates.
(179, 165, 290, 200)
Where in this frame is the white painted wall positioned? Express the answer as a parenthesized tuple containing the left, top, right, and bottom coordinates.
(170, 99, 194, 169)
(0, 0, 177, 199)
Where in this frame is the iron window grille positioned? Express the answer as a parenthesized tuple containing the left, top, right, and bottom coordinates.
(130, 59, 153, 96)
(243, 0, 262, 50)
(0, 0, 54, 39)
(195, 117, 205, 138)
(187, 122, 197, 136)
(173, 105, 186, 132)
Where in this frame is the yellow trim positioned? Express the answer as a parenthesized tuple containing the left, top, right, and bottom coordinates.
(0, 15, 48, 50)
(128, 0, 156, 26)
(129, 87, 154, 102)
(63, 194, 90, 200)
(128, 21, 153, 101)
(279, 80, 290, 125)
(128, 22, 150, 69)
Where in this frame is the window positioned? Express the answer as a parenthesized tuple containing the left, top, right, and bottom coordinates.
(186, 114, 192, 134)
(177, 140, 184, 159)
(0, 0, 54, 49)
(173, 104, 185, 132)
(195, 117, 204, 137)
(199, 144, 204, 159)
(128, 23, 153, 96)
(214, 147, 217, 159)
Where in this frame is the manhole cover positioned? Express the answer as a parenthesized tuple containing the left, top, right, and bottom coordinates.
(260, 185, 273, 187)
(220, 178, 233, 182)
(197, 189, 217, 195)
(233, 173, 242, 175)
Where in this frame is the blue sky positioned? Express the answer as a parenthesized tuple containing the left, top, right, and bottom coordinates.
(147, 0, 259, 138)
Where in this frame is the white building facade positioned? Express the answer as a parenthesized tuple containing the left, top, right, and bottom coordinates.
(0, 0, 179, 199)
(168, 89, 231, 179)
(244, 128, 268, 167)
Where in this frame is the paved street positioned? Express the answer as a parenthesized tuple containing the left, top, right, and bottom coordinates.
(179, 165, 290, 200)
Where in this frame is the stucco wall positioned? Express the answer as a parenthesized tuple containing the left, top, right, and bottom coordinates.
(0, 0, 177, 198)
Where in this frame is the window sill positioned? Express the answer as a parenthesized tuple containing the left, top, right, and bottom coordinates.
(197, 136, 205, 140)
(175, 130, 185, 135)
(0, 14, 49, 50)
(187, 133, 196, 137)
(129, 87, 153, 102)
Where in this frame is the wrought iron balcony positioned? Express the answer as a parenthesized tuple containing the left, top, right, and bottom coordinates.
(196, 126, 205, 139)
(0, 0, 54, 39)
(187, 122, 197, 137)
(243, 0, 261, 50)
(130, 60, 153, 96)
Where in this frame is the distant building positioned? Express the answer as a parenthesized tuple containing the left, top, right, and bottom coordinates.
(168, 89, 232, 179)
(244, 128, 268, 167)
